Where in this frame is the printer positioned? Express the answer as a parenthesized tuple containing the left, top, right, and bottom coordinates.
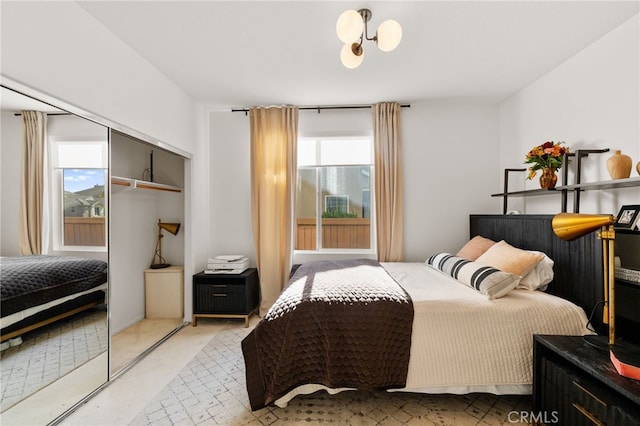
(206, 255, 249, 274)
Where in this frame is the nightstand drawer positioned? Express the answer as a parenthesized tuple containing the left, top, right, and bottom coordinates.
(195, 284, 248, 313)
(571, 378, 609, 425)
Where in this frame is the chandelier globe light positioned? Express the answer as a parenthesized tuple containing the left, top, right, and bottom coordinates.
(336, 8, 402, 69)
(336, 10, 364, 43)
(376, 19, 402, 52)
(340, 43, 364, 69)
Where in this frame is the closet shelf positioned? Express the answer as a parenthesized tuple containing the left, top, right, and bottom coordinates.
(111, 176, 182, 193)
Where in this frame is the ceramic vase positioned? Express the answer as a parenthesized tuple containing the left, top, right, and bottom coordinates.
(539, 167, 558, 189)
(606, 150, 632, 179)
(636, 160, 640, 176)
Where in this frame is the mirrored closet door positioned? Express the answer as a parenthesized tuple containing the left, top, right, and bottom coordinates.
(0, 86, 109, 424)
(0, 84, 187, 425)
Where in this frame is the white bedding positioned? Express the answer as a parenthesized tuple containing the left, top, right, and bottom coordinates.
(274, 262, 590, 407)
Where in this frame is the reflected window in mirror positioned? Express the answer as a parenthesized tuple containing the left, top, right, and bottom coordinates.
(52, 140, 108, 251)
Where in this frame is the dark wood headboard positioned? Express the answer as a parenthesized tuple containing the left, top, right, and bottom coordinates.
(470, 214, 604, 332)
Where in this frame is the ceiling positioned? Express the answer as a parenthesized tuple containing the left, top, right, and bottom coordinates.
(75, 0, 638, 108)
(3, 1, 639, 111)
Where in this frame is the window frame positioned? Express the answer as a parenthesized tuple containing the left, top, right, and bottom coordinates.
(50, 140, 108, 253)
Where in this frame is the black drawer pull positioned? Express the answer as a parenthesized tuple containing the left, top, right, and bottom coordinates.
(213, 294, 228, 297)
(213, 285, 227, 288)
(572, 403, 604, 426)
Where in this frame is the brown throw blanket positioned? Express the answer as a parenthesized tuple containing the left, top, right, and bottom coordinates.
(241, 259, 414, 410)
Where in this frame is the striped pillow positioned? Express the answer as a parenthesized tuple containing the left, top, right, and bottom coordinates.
(426, 253, 521, 299)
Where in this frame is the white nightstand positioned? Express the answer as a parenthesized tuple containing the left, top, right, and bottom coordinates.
(144, 265, 184, 319)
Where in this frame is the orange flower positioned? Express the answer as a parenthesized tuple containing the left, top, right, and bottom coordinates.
(524, 141, 570, 179)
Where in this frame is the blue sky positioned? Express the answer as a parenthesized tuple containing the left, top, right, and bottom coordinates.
(64, 169, 105, 193)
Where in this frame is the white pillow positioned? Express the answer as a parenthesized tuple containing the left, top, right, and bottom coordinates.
(518, 251, 554, 291)
(427, 253, 521, 299)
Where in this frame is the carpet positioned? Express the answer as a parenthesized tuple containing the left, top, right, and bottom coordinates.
(0, 307, 107, 412)
(132, 327, 532, 425)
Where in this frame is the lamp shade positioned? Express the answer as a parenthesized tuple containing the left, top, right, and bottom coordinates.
(376, 19, 402, 52)
(552, 213, 616, 241)
(336, 10, 363, 43)
(340, 43, 364, 69)
(158, 222, 180, 236)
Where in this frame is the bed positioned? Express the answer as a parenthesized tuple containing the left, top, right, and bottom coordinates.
(0, 255, 108, 343)
(242, 214, 602, 410)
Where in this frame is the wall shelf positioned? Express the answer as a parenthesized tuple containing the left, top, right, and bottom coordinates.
(561, 176, 640, 191)
(492, 177, 640, 198)
(111, 176, 182, 193)
(493, 149, 640, 213)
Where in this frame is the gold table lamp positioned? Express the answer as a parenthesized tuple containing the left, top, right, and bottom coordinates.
(553, 212, 640, 379)
(150, 219, 181, 269)
(552, 213, 616, 345)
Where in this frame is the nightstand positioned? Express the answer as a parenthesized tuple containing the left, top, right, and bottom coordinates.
(144, 265, 184, 319)
(192, 268, 259, 327)
(533, 335, 640, 425)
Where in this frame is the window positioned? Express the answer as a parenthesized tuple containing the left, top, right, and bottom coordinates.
(324, 195, 349, 215)
(52, 141, 108, 250)
(296, 137, 374, 251)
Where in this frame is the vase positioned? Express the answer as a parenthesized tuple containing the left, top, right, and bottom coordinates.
(636, 160, 640, 176)
(606, 150, 632, 179)
(539, 167, 558, 189)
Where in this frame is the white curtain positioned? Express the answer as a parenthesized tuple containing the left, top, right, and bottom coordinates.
(372, 102, 404, 262)
(19, 111, 47, 255)
(249, 106, 299, 313)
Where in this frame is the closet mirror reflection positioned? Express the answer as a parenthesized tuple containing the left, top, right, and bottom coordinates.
(0, 86, 109, 422)
(0, 85, 186, 424)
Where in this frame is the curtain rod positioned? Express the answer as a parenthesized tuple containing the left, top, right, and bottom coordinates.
(13, 112, 72, 116)
(231, 104, 411, 114)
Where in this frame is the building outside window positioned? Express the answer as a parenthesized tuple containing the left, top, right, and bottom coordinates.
(295, 137, 373, 251)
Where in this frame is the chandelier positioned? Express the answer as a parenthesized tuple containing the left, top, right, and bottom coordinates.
(336, 8, 402, 69)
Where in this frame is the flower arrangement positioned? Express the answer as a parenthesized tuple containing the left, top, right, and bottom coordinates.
(525, 141, 569, 180)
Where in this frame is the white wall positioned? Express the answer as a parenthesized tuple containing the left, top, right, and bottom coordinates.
(208, 102, 500, 266)
(0, 2, 195, 153)
(402, 101, 500, 260)
(499, 14, 639, 215)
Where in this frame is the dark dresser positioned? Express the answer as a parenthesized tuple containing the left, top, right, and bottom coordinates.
(533, 334, 640, 425)
(192, 268, 259, 327)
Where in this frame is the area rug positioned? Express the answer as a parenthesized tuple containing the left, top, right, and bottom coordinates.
(132, 327, 532, 425)
(0, 307, 107, 412)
